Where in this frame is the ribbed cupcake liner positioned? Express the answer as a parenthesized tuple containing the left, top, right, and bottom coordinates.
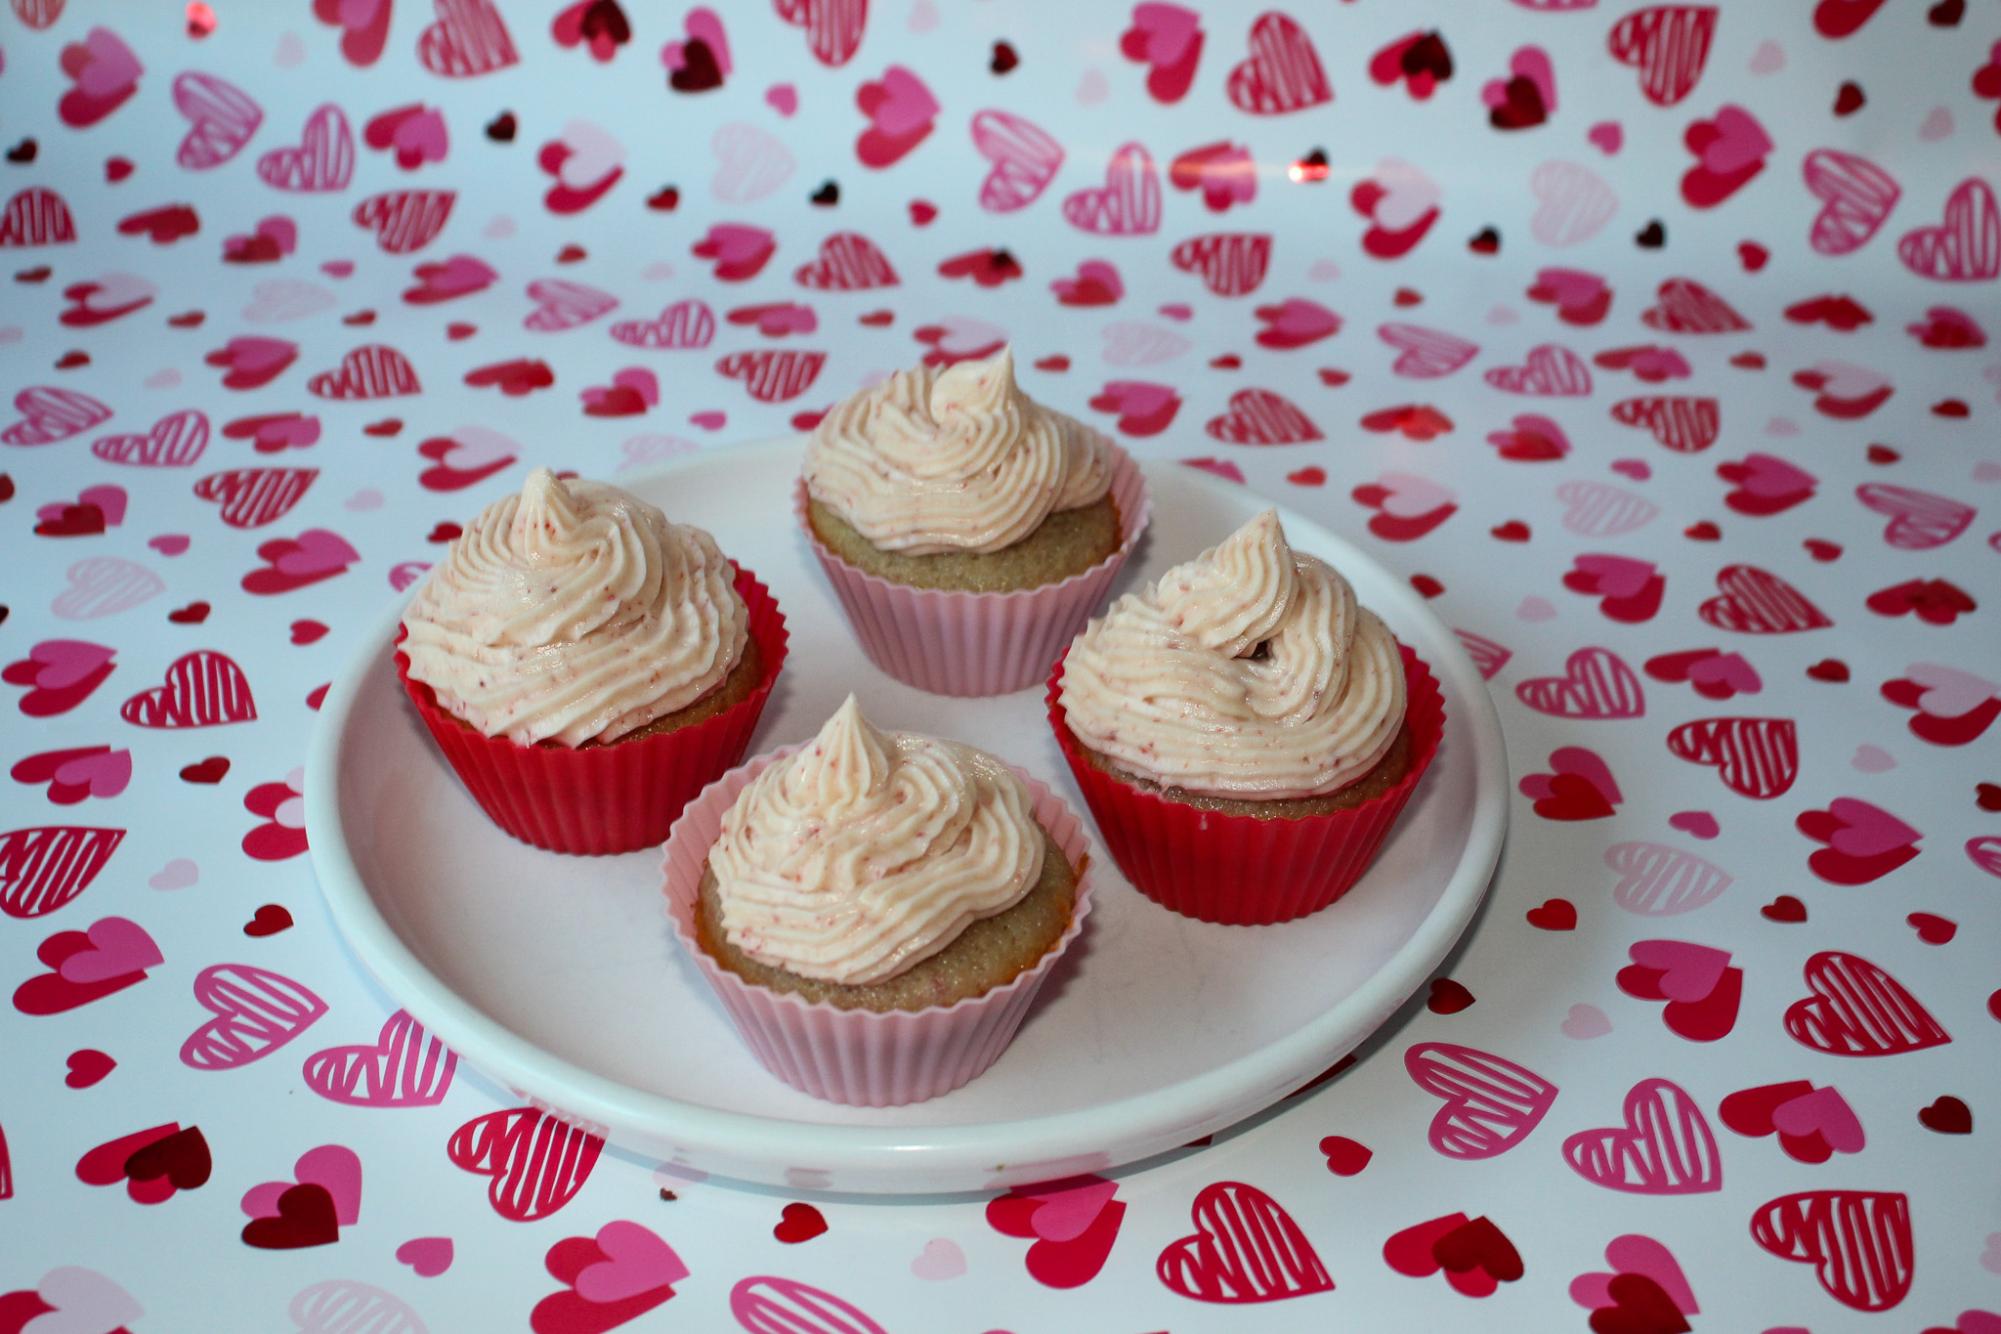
(661, 751, 1096, 1107)
(797, 445, 1151, 697)
(1047, 643, 1445, 926)
(395, 567, 789, 857)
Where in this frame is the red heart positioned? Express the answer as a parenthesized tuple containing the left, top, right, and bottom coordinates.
(1427, 978, 1475, 1014)
(1318, 1136, 1371, 1176)
(168, 601, 211, 624)
(1806, 659, 1849, 683)
(244, 903, 293, 937)
(1590, 1271, 1691, 1334)
(1917, 1095, 1971, 1133)
(773, 1201, 827, 1243)
(1525, 898, 1577, 930)
(1156, 1181, 1331, 1303)
(987, 1177, 1126, 1288)
(242, 1181, 340, 1248)
(179, 756, 229, 784)
(1761, 895, 1807, 922)
(65, 1048, 116, 1088)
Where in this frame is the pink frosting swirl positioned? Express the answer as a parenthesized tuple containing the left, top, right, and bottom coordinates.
(399, 469, 747, 746)
(708, 697, 1045, 986)
(1059, 510, 1407, 799)
(803, 346, 1113, 553)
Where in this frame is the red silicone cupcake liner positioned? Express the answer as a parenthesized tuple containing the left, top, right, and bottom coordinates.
(395, 566, 788, 857)
(797, 444, 1151, 697)
(1047, 642, 1445, 926)
(661, 750, 1096, 1107)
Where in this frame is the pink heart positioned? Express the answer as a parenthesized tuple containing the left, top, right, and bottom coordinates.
(276, 529, 360, 577)
(1823, 798, 1921, 859)
(1686, 653, 1759, 695)
(1021, 1178, 1119, 1243)
(1669, 810, 1719, 838)
(1727, 453, 1816, 499)
(57, 915, 163, 983)
(1571, 1234, 1699, 1315)
(241, 1143, 362, 1225)
(765, 83, 798, 116)
(865, 66, 939, 137)
(1572, 553, 1656, 600)
(1371, 472, 1455, 517)
(23, 639, 115, 691)
(1769, 1086, 1865, 1153)
(1851, 744, 1895, 773)
(1626, 939, 1730, 1003)
(1697, 105, 1773, 176)
(396, 1235, 454, 1277)
(52, 749, 132, 799)
(34, 1268, 143, 1334)
(1562, 1003, 1611, 1039)
(1906, 662, 2000, 719)
(148, 534, 190, 556)
(1587, 121, 1623, 154)
(689, 410, 726, 430)
(1129, 2, 1200, 64)
(1610, 459, 1651, 481)
(575, 1221, 691, 1303)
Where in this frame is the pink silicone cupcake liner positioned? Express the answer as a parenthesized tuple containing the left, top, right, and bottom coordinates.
(396, 567, 788, 857)
(661, 750, 1096, 1107)
(797, 444, 1151, 697)
(1047, 642, 1445, 926)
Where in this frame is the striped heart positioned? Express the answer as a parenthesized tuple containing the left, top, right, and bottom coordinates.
(302, 1009, 456, 1107)
(0, 825, 125, 919)
(119, 650, 256, 728)
(1061, 141, 1162, 236)
(1604, 841, 1731, 915)
(715, 350, 826, 403)
(1785, 951, 1948, 1057)
(1555, 480, 1659, 537)
(1406, 1041, 1557, 1159)
(792, 232, 899, 289)
(92, 410, 209, 467)
(1854, 483, 1975, 550)
(610, 300, 716, 350)
(1156, 1181, 1332, 1303)
(1563, 1077, 1722, 1194)
(1169, 233, 1272, 297)
(1750, 1189, 1912, 1312)
(1666, 716, 1799, 798)
(180, 963, 327, 1070)
(1515, 647, 1645, 719)
(1639, 277, 1750, 332)
(1699, 565, 1831, 634)
(1611, 395, 1719, 452)
(447, 1107, 603, 1222)
(193, 467, 318, 529)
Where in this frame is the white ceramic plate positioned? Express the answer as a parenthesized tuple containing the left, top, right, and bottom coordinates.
(306, 439, 1508, 1194)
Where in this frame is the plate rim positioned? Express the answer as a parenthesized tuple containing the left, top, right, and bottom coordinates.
(304, 437, 1509, 1190)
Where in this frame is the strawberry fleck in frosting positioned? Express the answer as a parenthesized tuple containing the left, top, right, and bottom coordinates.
(1060, 510, 1408, 799)
(803, 345, 1114, 553)
(708, 696, 1046, 986)
(399, 468, 748, 746)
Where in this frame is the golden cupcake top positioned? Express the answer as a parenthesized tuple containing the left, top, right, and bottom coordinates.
(803, 346, 1113, 554)
(1059, 510, 1407, 799)
(707, 696, 1045, 986)
(399, 468, 748, 746)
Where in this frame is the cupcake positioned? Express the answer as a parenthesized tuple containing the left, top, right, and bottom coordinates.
(1048, 510, 1444, 925)
(395, 468, 787, 855)
(798, 346, 1149, 696)
(662, 696, 1094, 1105)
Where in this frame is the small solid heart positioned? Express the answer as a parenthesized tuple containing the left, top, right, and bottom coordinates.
(290, 619, 328, 645)
(149, 535, 191, 556)
(396, 1235, 454, 1276)
(1427, 978, 1474, 1014)
(1287, 467, 1326, 487)
(66, 1048, 117, 1088)
(244, 903, 293, 937)
(774, 1201, 828, 1243)
(168, 601, 211, 624)
(1916, 1095, 1971, 1133)
(1762, 895, 1807, 922)
(1668, 811, 1719, 839)
(1410, 574, 1444, 598)
(1806, 659, 1849, 683)
(1318, 1135, 1372, 1176)
(1491, 520, 1530, 542)
(180, 756, 230, 784)
(1525, 898, 1576, 930)
(1906, 912, 1956, 944)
